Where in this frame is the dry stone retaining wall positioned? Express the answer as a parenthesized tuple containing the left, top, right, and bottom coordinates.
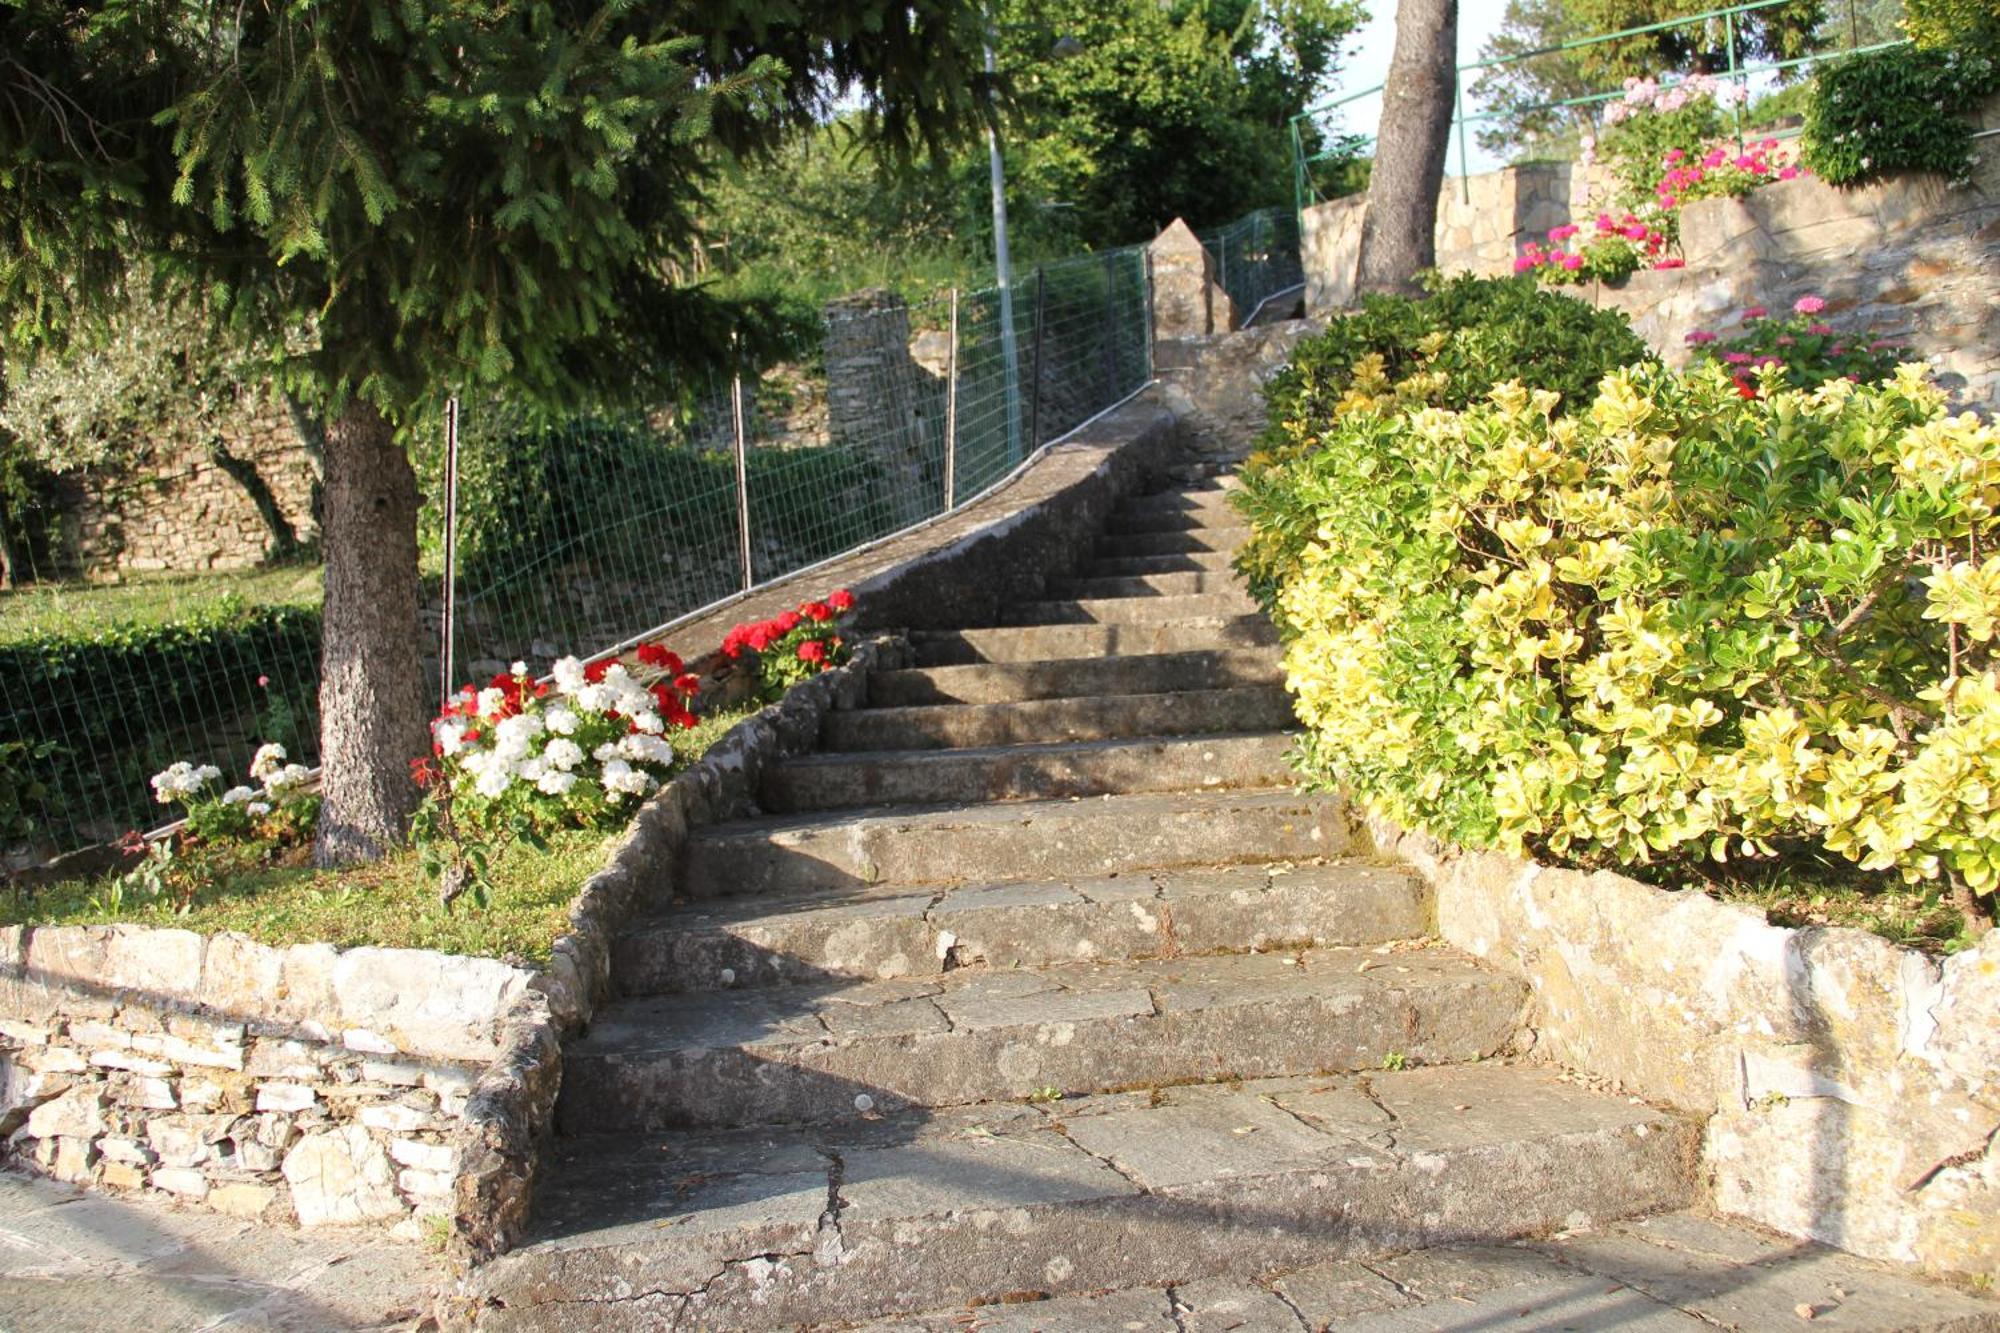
(1368, 817, 2000, 1283)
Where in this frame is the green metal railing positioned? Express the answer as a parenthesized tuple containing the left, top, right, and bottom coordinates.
(1290, 0, 1908, 216)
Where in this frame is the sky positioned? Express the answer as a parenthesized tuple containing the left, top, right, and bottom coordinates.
(1332, 0, 1519, 174)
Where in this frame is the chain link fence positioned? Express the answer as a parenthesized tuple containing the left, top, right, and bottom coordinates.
(6, 206, 1298, 862)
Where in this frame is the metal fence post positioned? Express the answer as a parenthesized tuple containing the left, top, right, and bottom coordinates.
(731, 368, 752, 592)
(1028, 267, 1048, 450)
(944, 288, 959, 511)
(439, 395, 460, 705)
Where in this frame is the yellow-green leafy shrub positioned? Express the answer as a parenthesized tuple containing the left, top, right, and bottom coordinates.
(1255, 361, 2000, 919)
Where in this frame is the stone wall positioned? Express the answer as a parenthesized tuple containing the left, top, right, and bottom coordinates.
(823, 289, 949, 530)
(1367, 817, 2000, 1283)
(67, 404, 318, 575)
(0, 928, 531, 1235)
(1299, 112, 2000, 413)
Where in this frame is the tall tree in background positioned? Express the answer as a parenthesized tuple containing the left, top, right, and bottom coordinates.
(1355, 0, 1459, 295)
(0, 0, 992, 864)
(1473, 0, 1825, 154)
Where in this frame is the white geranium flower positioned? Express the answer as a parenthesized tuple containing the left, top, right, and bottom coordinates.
(476, 687, 508, 719)
(249, 743, 288, 782)
(265, 764, 312, 796)
(551, 656, 587, 693)
(621, 734, 674, 766)
(518, 756, 547, 783)
(493, 713, 544, 759)
(544, 706, 578, 737)
(435, 720, 468, 755)
(474, 765, 513, 799)
(592, 742, 619, 763)
(573, 683, 612, 714)
(544, 738, 584, 771)
(632, 710, 664, 735)
(511, 660, 528, 677)
(537, 770, 577, 797)
(222, 785, 256, 806)
(247, 800, 272, 817)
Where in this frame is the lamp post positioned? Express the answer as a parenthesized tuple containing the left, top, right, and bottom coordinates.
(984, 36, 1024, 464)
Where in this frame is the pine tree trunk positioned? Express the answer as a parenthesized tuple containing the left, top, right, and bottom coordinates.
(1355, 0, 1460, 297)
(314, 397, 425, 866)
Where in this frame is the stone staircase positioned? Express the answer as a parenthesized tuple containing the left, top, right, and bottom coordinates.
(460, 472, 1701, 1330)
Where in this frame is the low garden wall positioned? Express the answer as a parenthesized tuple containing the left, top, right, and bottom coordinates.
(2, 387, 1195, 1260)
(1369, 816, 2000, 1282)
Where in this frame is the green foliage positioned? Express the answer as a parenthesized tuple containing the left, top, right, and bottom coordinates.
(0, 598, 321, 842)
(1904, 0, 2000, 52)
(1247, 362, 2000, 930)
(1802, 42, 2000, 185)
(0, 739, 56, 849)
(1685, 298, 1904, 391)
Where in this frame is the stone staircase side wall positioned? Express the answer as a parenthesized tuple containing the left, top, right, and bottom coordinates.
(1365, 814, 2000, 1285)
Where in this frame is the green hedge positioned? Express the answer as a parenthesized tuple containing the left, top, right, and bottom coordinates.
(1802, 43, 2000, 187)
(0, 599, 321, 851)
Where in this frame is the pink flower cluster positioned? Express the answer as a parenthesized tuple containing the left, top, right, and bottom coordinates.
(1603, 72, 1748, 126)
(1514, 211, 1669, 278)
(1654, 140, 1803, 209)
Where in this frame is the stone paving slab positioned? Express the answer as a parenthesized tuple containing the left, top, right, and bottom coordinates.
(613, 862, 1432, 995)
(763, 731, 1296, 813)
(561, 944, 1524, 1130)
(1079, 550, 1240, 578)
(0, 1168, 439, 1332)
(821, 685, 1292, 751)
(864, 648, 1281, 708)
(834, 1210, 2000, 1331)
(457, 1064, 1698, 1330)
(679, 788, 1359, 898)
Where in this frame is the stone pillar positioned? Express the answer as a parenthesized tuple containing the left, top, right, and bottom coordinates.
(1147, 219, 1237, 364)
(821, 289, 945, 529)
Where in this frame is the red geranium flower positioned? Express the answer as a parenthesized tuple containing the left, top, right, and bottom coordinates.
(803, 601, 832, 623)
(585, 658, 613, 683)
(775, 611, 802, 633)
(675, 672, 702, 696)
(797, 640, 827, 664)
(828, 589, 855, 612)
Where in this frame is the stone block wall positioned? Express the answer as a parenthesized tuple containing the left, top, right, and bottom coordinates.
(1299, 116, 2000, 413)
(1369, 817, 2000, 1283)
(67, 405, 318, 575)
(0, 925, 532, 1237)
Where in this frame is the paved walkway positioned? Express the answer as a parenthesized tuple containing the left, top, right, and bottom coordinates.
(0, 1169, 441, 1331)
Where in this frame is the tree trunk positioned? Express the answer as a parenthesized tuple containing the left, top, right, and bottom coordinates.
(1355, 0, 1459, 297)
(314, 397, 425, 866)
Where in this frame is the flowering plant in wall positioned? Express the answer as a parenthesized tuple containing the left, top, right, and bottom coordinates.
(136, 743, 321, 911)
(1685, 296, 1906, 396)
(722, 589, 856, 701)
(1514, 211, 1673, 285)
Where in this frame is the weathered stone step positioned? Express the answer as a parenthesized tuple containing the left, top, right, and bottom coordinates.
(824, 686, 1292, 751)
(465, 1064, 1697, 1330)
(1120, 489, 1246, 520)
(1000, 591, 1258, 627)
(561, 945, 1527, 1132)
(1105, 508, 1242, 536)
(1081, 549, 1240, 578)
(680, 788, 1357, 899)
(910, 616, 1275, 666)
(1098, 526, 1252, 558)
(1045, 570, 1241, 599)
(866, 648, 1281, 707)
(762, 731, 1293, 814)
(615, 862, 1432, 996)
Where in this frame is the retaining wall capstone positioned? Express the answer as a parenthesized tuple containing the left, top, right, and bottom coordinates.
(1367, 815, 2000, 1283)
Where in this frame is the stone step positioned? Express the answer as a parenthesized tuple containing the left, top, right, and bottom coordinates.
(1098, 526, 1252, 559)
(560, 945, 1528, 1132)
(1120, 489, 1246, 520)
(910, 617, 1276, 666)
(762, 732, 1294, 814)
(1105, 508, 1242, 536)
(466, 1064, 1698, 1330)
(1045, 570, 1241, 599)
(1078, 548, 1239, 577)
(823, 687, 1293, 751)
(614, 862, 1432, 996)
(999, 591, 1259, 626)
(679, 788, 1357, 900)
(865, 648, 1281, 708)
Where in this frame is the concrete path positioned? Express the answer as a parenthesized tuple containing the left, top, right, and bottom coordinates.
(846, 1211, 2000, 1332)
(0, 1169, 441, 1331)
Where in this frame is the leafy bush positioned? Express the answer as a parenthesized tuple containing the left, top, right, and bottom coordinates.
(1594, 73, 1752, 212)
(1904, 0, 2000, 53)
(1242, 276, 1653, 595)
(1802, 44, 2000, 186)
(1684, 295, 1905, 393)
(1251, 363, 2000, 927)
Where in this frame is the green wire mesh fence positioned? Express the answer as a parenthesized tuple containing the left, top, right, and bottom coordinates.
(6, 204, 1295, 863)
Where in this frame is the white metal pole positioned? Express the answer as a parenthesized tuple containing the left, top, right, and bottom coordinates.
(985, 38, 1024, 466)
(731, 372, 752, 593)
(440, 395, 460, 705)
(944, 288, 960, 511)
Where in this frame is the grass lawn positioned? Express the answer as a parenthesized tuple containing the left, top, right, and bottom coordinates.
(0, 564, 324, 645)
(0, 703, 760, 964)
